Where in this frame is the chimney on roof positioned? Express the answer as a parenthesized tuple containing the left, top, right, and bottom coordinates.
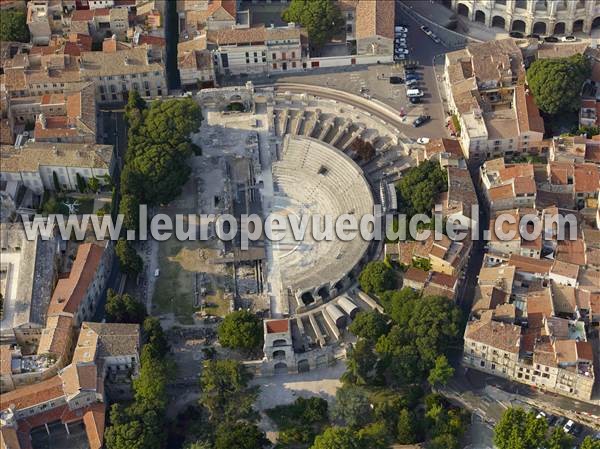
(102, 36, 117, 53)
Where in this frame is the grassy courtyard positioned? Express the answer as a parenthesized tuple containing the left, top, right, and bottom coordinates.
(152, 239, 232, 324)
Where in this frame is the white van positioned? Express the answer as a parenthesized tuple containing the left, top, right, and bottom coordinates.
(406, 89, 424, 98)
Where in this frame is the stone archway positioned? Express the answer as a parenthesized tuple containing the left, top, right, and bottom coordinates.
(492, 15, 506, 30)
(554, 22, 566, 34)
(573, 19, 584, 33)
(297, 359, 310, 373)
(532, 21, 547, 35)
(592, 17, 600, 30)
(273, 350, 286, 359)
(512, 19, 526, 33)
(474, 10, 486, 23)
(457, 2, 470, 17)
(274, 362, 288, 374)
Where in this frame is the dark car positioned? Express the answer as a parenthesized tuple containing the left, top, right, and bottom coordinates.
(413, 115, 430, 127)
(389, 76, 404, 84)
(404, 62, 419, 70)
(409, 96, 421, 104)
(405, 73, 421, 81)
(526, 33, 540, 39)
(509, 31, 524, 38)
(544, 35, 559, 42)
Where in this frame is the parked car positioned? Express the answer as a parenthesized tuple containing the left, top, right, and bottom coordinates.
(416, 137, 430, 144)
(409, 96, 421, 104)
(431, 35, 441, 43)
(563, 420, 574, 434)
(413, 115, 431, 127)
(544, 35, 559, 42)
(395, 48, 409, 55)
(562, 35, 577, 42)
(395, 26, 408, 33)
(406, 80, 419, 88)
(535, 411, 547, 420)
(420, 25, 432, 35)
(395, 37, 407, 43)
(527, 33, 540, 39)
(509, 31, 524, 38)
(389, 76, 404, 84)
(405, 62, 419, 70)
(405, 73, 421, 80)
(394, 55, 407, 61)
(406, 88, 424, 98)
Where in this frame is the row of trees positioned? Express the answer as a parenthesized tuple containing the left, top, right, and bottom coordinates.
(494, 408, 599, 449)
(104, 317, 170, 449)
(0, 10, 29, 42)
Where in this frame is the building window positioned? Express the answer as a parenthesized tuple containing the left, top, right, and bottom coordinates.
(272, 63, 277, 69)
(292, 51, 296, 59)
(272, 53, 277, 60)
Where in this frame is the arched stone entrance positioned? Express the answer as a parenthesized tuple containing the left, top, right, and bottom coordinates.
(474, 10, 486, 23)
(274, 362, 288, 374)
(512, 20, 526, 33)
(573, 19, 584, 33)
(532, 22, 547, 35)
(492, 15, 506, 30)
(457, 3, 470, 17)
(554, 22, 566, 34)
(297, 359, 310, 373)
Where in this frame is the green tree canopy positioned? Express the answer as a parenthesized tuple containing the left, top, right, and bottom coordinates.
(527, 53, 591, 115)
(427, 355, 455, 387)
(119, 194, 140, 231)
(132, 346, 169, 409)
(105, 289, 146, 324)
(142, 316, 169, 358)
(395, 160, 448, 217)
(331, 385, 373, 428)
(310, 426, 361, 449)
(115, 238, 143, 275)
(396, 409, 417, 444)
(358, 261, 395, 296)
(493, 407, 558, 449)
(0, 10, 29, 42)
(214, 422, 268, 449)
(199, 359, 255, 422)
(217, 310, 263, 353)
(580, 436, 600, 449)
(348, 310, 389, 342)
(282, 0, 344, 49)
(342, 338, 377, 386)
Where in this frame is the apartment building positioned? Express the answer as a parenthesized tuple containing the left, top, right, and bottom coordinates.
(480, 158, 537, 211)
(445, 40, 547, 163)
(177, 35, 215, 88)
(47, 242, 112, 326)
(26, 0, 52, 45)
(70, 7, 129, 41)
(0, 142, 114, 194)
(208, 24, 308, 76)
(80, 42, 166, 103)
(0, 321, 140, 449)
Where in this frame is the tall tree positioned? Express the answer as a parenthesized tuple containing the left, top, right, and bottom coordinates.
(331, 385, 373, 428)
(428, 355, 455, 387)
(358, 261, 395, 296)
(282, 0, 344, 49)
(348, 310, 389, 342)
(214, 422, 268, 449)
(527, 53, 591, 114)
(217, 310, 263, 353)
(396, 409, 417, 444)
(115, 238, 143, 275)
(0, 10, 29, 42)
(310, 427, 361, 449)
(105, 289, 146, 324)
(396, 160, 448, 217)
(199, 359, 255, 422)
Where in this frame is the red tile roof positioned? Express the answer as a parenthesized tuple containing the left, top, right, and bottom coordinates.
(265, 319, 289, 334)
(48, 243, 104, 316)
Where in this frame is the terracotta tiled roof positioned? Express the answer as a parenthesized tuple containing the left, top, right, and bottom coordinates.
(355, 0, 394, 40)
(550, 259, 580, 280)
(1, 376, 64, 410)
(574, 163, 600, 193)
(424, 138, 463, 158)
(265, 319, 289, 334)
(465, 318, 521, 353)
(60, 362, 98, 397)
(515, 85, 545, 134)
(0, 345, 13, 376)
(47, 243, 104, 316)
(556, 239, 586, 266)
(508, 254, 553, 275)
(83, 402, 106, 449)
(404, 267, 428, 284)
(37, 313, 74, 357)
